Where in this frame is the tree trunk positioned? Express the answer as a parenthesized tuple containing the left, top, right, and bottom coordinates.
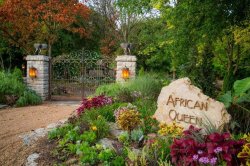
(223, 40, 234, 93)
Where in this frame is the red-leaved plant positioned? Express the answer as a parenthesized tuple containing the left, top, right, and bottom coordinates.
(76, 95, 112, 115)
(170, 125, 245, 166)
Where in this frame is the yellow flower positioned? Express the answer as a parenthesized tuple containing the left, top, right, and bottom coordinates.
(91, 126, 97, 131)
(238, 143, 250, 166)
(87, 97, 92, 101)
(158, 122, 183, 137)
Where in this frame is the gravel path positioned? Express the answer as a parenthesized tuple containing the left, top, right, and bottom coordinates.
(0, 101, 79, 166)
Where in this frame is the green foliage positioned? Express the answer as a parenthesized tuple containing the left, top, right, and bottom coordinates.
(219, 77, 250, 110)
(134, 100, 159, 134)
(98, 148, 115, 162)
(219, 77, 250, 133)
(145, 137, 173, 164)
(118, 131, 130, 145)
(77, 142, 98, 165)
(96, 74, 166, 102)
(80, 131, 97, 144)
(0, 69, 42, 106)
(131, 128, 144, 142)
(48, 124, 74, 140)
(234, 77, 250, 97)
(16, 89, 42, 107)
(0, 69, 25, 101)
(95, 83, 123, 97)
(95, 103, 127, 122)
(126, 74, 164, 99)
(80, 109, 110, 139)
(111, 156, 126, 166)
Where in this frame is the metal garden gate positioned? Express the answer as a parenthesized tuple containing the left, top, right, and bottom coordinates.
(50, 49, 116, 100)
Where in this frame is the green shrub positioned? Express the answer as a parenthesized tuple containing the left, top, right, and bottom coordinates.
(125, 74, 164, 99)
(48, 124, 74, 140)
(91, 116, 110, 139)
(95, 83, 122, 97)
(95, 73, 167, 102)
(0, 69, 25, 104)
(134, 100, 159, 134)
(111, 156, 126, 166)
(98, 148, 115, 162)
(16, 89, 42, 107)
(78, 142, 98, 165)
(0, 68, 42, 106)
(118, 131, 130, 145)
(80, 131, 97, 144)
(81, 111, 110, 139)
(96, 103, 127, 122)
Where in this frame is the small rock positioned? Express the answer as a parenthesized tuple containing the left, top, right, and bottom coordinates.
(34, 128, 47, 137)
(0, 104, 8, 110)
(26, 153, 39, 166)
(65, 158, 78, 165)
(109, 122, 123, 138)
(58, 118, 68, 124)
(99, 138, 116, 150)
(147, 133, 157, 138)
(46, 123, 59, 129)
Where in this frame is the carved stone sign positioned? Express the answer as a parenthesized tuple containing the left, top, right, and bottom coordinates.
(153, 78, 231, 130)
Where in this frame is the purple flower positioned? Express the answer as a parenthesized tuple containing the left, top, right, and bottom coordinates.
(214, 147, 222, 154)
(198, 150, 203, 154)
(199, 157, 209, 164)
(192, 154, 199, 161)
(210, 157, 217, 165)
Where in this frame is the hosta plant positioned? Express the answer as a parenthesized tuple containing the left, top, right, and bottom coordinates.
(76, 95, 112, 115)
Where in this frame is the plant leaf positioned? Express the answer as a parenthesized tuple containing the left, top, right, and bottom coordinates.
(233, 77, 250, 97)
(218, 91, 232, 108)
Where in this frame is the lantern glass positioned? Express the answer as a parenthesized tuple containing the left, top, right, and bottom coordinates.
(29, 67, 37, 79)
(122, 67, 130, 79)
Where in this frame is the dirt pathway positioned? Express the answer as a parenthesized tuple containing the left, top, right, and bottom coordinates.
(0, 101, 79, 166)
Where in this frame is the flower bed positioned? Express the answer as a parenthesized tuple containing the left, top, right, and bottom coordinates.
(48, 95, 248, 166)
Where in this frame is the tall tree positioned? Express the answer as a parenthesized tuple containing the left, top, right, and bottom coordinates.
(0, 0, 91, 55)
(154, 0, 250, 92)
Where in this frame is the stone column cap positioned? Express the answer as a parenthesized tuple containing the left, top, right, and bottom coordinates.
(26, 55, 51, 62)
(115, 55, 137, 62)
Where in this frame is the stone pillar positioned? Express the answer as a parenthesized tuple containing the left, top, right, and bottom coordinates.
(115, 55, 137, 82)
(26, 55, 50, 100)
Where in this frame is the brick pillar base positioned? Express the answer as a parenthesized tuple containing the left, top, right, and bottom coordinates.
(115, 55, 137, 82)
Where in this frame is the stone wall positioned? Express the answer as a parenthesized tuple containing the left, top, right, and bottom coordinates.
(115, 55, 137, 82)
(26, 55, 50, 100)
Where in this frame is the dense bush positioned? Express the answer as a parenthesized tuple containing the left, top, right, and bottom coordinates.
(0, 69, 42, 106)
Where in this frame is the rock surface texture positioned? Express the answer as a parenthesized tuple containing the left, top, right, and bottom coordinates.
(153, 78, 231, 130)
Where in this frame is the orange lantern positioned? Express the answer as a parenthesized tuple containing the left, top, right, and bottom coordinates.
(29, 66, 37, 79)
(122, 67, 130, 79)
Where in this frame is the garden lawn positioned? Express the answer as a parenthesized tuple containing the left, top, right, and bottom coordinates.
(0, 102, 78, 166)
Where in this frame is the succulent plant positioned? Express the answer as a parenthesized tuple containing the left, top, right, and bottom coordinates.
(131, 128, 144, 142)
